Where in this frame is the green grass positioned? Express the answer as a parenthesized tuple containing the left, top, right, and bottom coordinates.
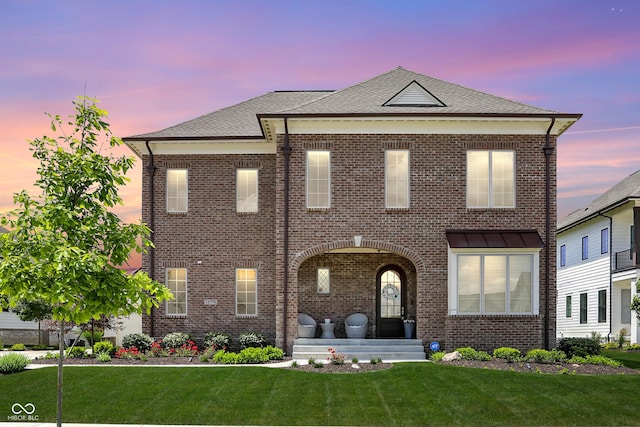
(1, 363, 638, 426)
(602, 349, 640, 369)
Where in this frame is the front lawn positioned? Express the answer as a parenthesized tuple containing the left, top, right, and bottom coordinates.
(602, 348, 640, 369)
(1, 363, 638, 426)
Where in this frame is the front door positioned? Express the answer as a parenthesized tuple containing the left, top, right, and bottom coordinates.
(376, 267, 405, 337)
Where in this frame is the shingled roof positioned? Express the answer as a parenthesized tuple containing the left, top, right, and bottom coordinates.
(125, 66, 580, 142)
(558, 170, 640, 231)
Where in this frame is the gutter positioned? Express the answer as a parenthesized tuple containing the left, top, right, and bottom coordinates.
(145, 140, 157, 338)
(598, 212, 614, 342)
(543, 118, 555, 350)
(282, 118, 291, 352)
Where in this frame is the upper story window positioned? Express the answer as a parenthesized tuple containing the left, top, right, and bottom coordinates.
(582, 236, 589, 260)
(166, 268, 187, 316)
(560, 244, 566, 267)
(601, 228, 609, 254)
(385, 150, 409, 208)
(306, 151, 330, 209)
(467, 150, 515, 208)
(166, 169, 188, 213)
(237, 169, 258, 213)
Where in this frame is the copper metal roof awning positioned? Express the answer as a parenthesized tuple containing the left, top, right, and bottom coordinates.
(446, 230, 545, 249)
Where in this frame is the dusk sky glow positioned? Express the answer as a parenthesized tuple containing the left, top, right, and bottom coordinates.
(2, 0, 639, 267)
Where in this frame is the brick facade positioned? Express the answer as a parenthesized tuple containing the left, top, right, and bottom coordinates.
(141, 132, 556, 353)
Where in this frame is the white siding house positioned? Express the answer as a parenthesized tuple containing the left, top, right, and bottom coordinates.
(557, 171, 640, 344)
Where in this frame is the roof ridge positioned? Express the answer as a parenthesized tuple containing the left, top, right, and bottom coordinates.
(275, 67, 411, 114)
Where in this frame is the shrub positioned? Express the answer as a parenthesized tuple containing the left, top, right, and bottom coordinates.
(162, 332, 192, 350)
(65, 347, 88, 358)
(238, 347, 269, 364)
(569, 355, 622, 367)
(81, 330, 104, 345)
(0, 353, 31, 374)
(96, 352, 111, 362)
(493, 347, 522, 362)
(213, 350, 240, 364)
(625, 344, 640, 351)
(122, 333, 154, 353)
(238, 332, 268, 349)
(264, 345, 284, 361)
(617, 328, 628, 348)
(93, 341, 116, 356)
(430, 351, 446, 362)
(525, 349, 566, 364)
(456, 347, 492, 361)
(11, 343, 26, 351)
(203, 332, 231, 350)
(557, 337, 600, 358)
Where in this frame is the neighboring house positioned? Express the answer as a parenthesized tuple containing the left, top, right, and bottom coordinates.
(0, 226, 44, 345)
(123, 67, 580, 353)
(557, 170, 640, 344)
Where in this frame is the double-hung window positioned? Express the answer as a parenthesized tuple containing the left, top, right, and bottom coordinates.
(453, 252, 536, 314)
(237, 169, 258, 213)
(582, 236, 589, 260)
(236, 268, 257, 316)
(579, 293, 587, 324)
(601, 229, 609, 254)
(598, 290, 607, 323)
(307, 151, 330, 208)
(467, 150, 515, 208)
(166, 268, 187, 315)
(385, 150, 409, 208)
(560, 244, 566, 267)
(167, 169, 188, 212)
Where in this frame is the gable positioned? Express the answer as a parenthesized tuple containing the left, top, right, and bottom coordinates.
(383, 80, 445, 107)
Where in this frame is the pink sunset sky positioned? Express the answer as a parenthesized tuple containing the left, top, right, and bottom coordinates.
(1, 0, 639, 267)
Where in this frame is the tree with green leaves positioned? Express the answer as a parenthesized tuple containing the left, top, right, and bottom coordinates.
(0, 97, 172, 427)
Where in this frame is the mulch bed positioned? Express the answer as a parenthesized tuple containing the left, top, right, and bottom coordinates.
(30, 356, 639, 375)
(440, 358, 640, 375)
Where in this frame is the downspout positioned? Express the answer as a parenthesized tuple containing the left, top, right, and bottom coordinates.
(145, 141, 156, 338)
(543, 118, 555, 350)
(598, 212, 613, 342)
(282, 118, 291, 352)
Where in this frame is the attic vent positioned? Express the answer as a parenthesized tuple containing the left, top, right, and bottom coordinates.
(384, 81, 445, 107)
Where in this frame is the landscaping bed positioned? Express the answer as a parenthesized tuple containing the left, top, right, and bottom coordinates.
(440, 358, 640, 375)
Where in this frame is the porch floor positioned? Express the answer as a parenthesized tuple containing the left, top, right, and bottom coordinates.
(292, 338, 426, 361)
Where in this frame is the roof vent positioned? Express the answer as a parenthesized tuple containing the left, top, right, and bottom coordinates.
(384, 80, 445, 107)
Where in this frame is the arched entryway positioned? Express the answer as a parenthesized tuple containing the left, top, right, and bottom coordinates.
(376, 266, 407, 338)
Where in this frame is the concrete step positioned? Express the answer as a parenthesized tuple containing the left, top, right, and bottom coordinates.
(292, 338, 426, 361)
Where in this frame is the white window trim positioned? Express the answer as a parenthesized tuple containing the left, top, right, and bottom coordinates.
(166, 169, 188, 213)
(466, 150, 515, 209)
(165, 268, 187, 316)
(306, 151, 331, 209)
(385, 149, 410, 209)
(447, 247, 540, 315)
(236, 168, 259, 213)
(235, 268, 258, 317)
